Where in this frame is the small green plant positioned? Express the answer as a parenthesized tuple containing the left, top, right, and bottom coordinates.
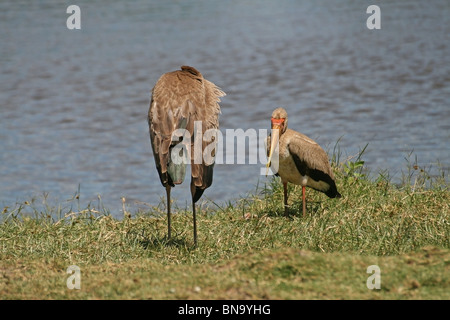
(400, 150, 448, 192)
(343, 143, 368, 183)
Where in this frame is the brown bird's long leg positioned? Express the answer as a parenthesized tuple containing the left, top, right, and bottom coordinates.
(190, 182, 200, 248)
(302, 186, 306, 218)
(192, 198, 197, 247)
(283, 181, 288, 216)
(166, 185, 171, 241)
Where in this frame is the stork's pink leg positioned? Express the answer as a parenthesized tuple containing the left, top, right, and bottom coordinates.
(283, 181, 288, 216)
(302, 186, 306, 217)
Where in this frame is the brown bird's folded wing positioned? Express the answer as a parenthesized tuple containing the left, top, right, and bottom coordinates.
(148, 66, 225, 195)
(189, 77, 225, 202)
(149, 67, 202, 187)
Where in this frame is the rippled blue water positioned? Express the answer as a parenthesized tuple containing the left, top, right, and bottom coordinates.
(1, 0, 449, 217)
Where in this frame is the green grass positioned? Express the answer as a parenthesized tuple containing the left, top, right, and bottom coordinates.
(0, 154, 449, 299)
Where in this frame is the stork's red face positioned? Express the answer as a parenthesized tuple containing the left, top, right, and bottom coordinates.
(271, 117, 285, 131)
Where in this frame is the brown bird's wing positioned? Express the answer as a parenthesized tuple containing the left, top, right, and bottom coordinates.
(148, 66, 225, 198)
(149, 67, 201, 187)
(287, 130, 341, 198)
(188, 75, 225, 202)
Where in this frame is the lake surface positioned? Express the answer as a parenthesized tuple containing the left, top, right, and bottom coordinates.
(1, 0, 449, 217)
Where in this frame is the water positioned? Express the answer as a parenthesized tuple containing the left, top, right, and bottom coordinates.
(1, 0, 449, 217)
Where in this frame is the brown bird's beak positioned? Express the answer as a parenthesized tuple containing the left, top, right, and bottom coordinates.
(266, 119, 283, 176)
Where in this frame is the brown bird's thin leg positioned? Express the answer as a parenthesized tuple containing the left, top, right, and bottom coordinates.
(166, 185, 171, 241)
(192, 198, 197, 247)
(302, 186, 306, 218)
(190, 181, 202, 248)
(283, 181, 288, 216)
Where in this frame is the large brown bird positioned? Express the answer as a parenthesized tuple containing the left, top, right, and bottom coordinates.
(148, 66, 226, 245)
(266, 107, 341, 217)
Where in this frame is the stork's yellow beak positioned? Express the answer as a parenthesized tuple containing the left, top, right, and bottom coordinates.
(266, 124, 281, 176)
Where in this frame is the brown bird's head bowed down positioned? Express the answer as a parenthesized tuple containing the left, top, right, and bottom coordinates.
(266, 107, 341, 217)
(148, 66, 226, 246)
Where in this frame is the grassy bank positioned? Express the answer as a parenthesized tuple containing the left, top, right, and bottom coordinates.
(0, 158, 449, 299)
